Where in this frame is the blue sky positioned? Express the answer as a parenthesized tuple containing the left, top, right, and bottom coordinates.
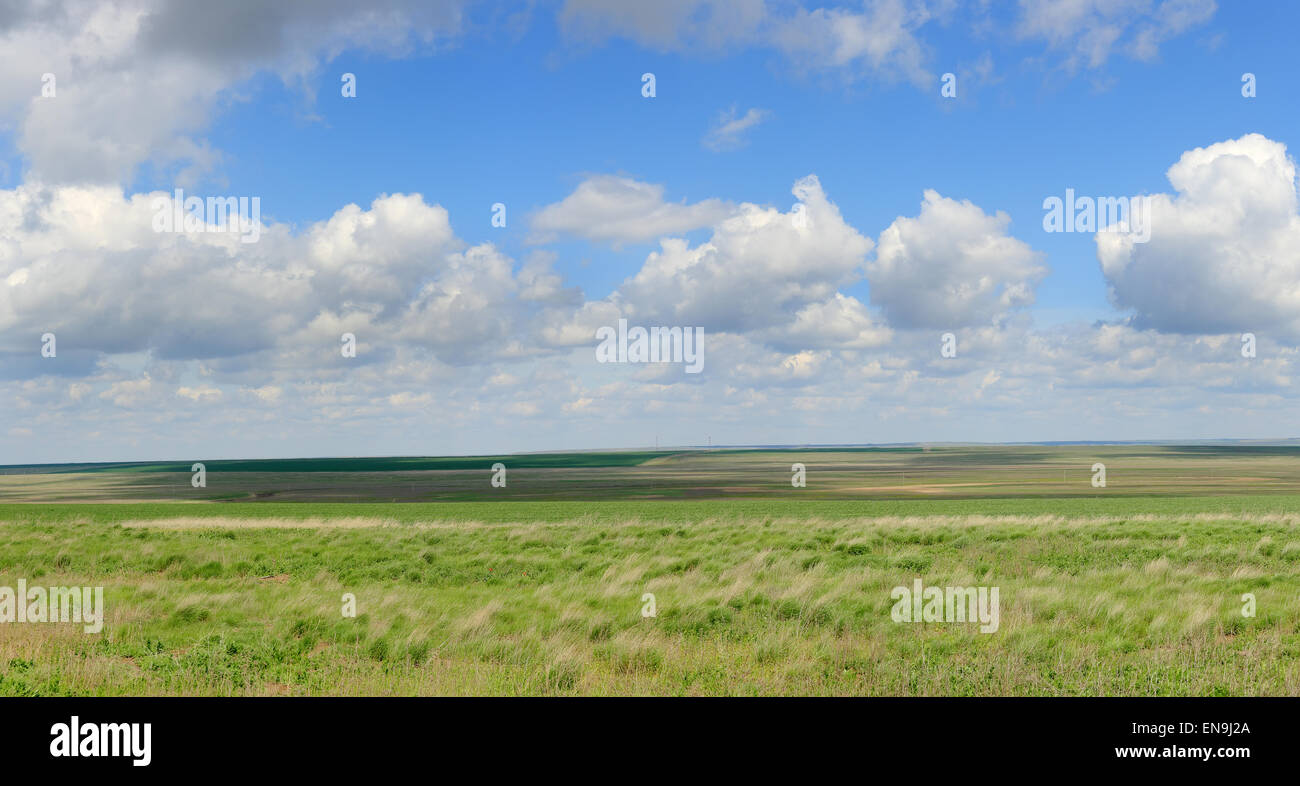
(2, 0, 1300, 462)
(138, 0, 1296, 321)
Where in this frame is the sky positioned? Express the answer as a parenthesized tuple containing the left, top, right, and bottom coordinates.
(2, 0, 1299, 463)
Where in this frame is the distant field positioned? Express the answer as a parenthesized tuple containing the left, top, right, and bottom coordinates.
(7, 445, 1300, 503)
(3, 445, 1299, 696)
(0, 451, 678, 474)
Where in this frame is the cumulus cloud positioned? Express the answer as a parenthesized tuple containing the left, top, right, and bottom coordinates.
(530, 175, 736, 246)
(0, 0, 467, 184)
(760, 293, 892, 351)
(2, 122, 1293, 461)
(533, 175, 895, 357)
(395, 243, 536, 364)
(0, 184, 307, 360)
(0, 1, 1281, 464)
(612, 175, 876, 334)
(867, 190, 1046, 329)
(0, 185, 563, 369)
(1098, 133, 1300, 337)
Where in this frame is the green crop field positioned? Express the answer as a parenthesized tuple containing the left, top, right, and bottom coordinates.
(2, 445, 1299, 696)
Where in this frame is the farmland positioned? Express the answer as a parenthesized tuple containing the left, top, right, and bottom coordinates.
(1, 445, 1299, 696)
(7, 444, 1300, 504)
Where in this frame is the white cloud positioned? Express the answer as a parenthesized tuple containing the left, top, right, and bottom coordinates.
(1016, 0, 1216, 70)
(1098, 133, 1300, 337)
(772, 0, 943, 85)
(0, 185, 561, 369)
(868, 190, 1046, 328)
(703, 106, 770, 152)
(612, 175, 875, 335)
(556, 0, 1212, 82)
(0, 0, 468, 184)
(394, 243, 535, 364)
(245, 385, 282, 403)
(6, 131, 1300, 461)
(759, 293, 892, 351)
(530, 175, 736, 246)
(562, 0, 953, 86)
(99, 375, 153, 407)
(177, 384, 222, 402)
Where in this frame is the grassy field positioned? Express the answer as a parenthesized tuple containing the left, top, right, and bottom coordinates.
(2, 446, 1299, 696)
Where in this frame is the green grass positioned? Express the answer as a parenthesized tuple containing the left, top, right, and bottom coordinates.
(4, 493, 1300, 526)
(5, 445, 1300, 695)
(1, 505, 1298, 696)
